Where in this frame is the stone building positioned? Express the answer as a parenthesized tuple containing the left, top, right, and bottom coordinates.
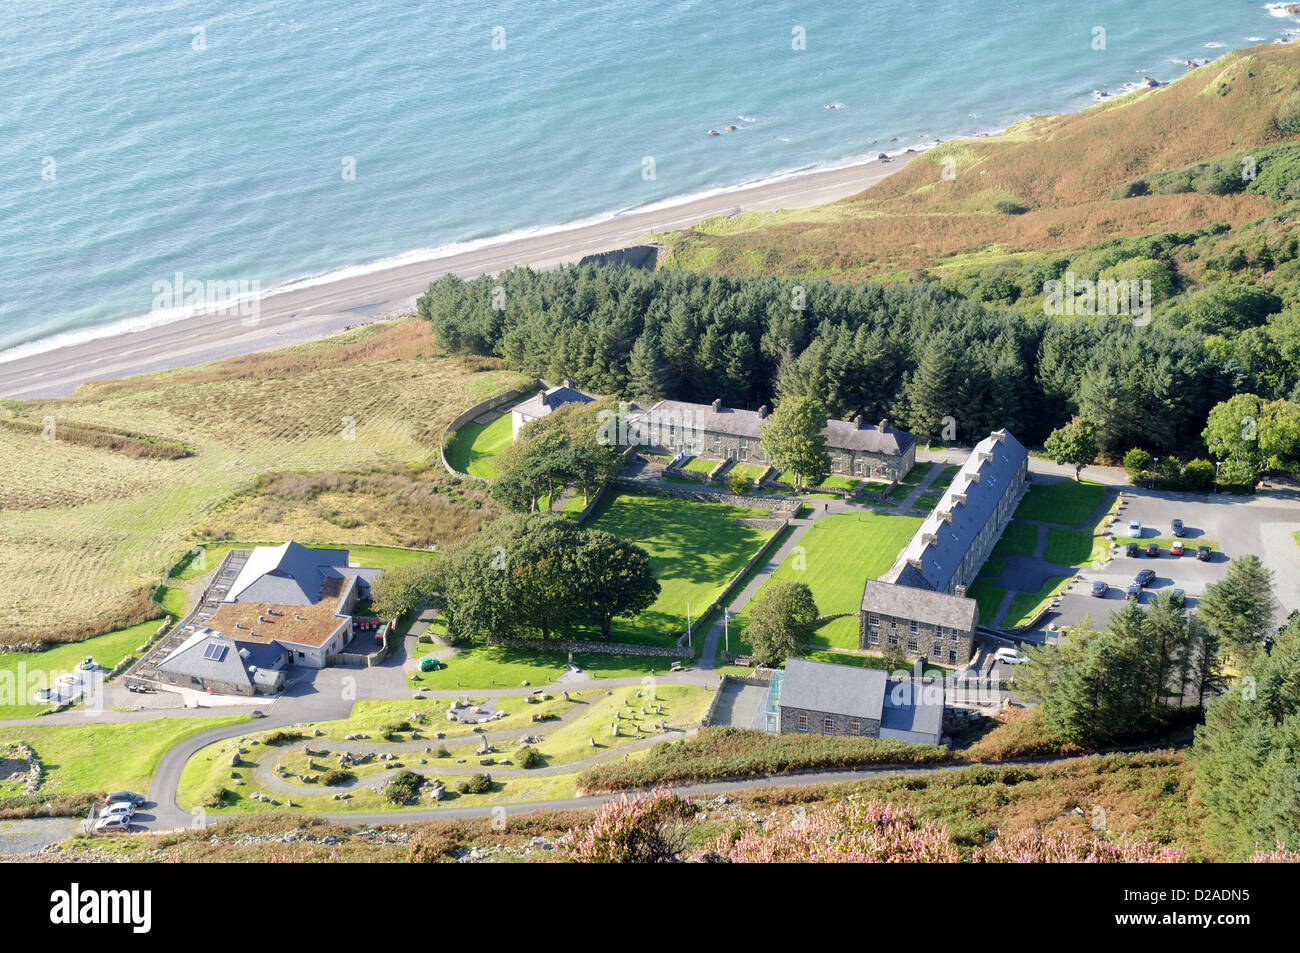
(772, 658, 943, 745)
(629, 398, 916, 482)
(882, 428, 1029, 596)
(860, 578, 979, 667)
(510, 381, 595, 439)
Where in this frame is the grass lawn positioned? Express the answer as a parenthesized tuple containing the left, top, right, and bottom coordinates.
(0, 619, 160, 720)
(911, 494, 941, 512)
(816, 474, 861, 492)
(928, 464, 961, 492)
(977, 556, 1007, 577)
(0, 714, 249, 798)
(966, 577, 1006, 627)
(410, 644, 682, 691)
(902, 462, 935, 485)
(727, 463, 769, 481)
(583, 491, 776, 645)
(1014, 479, 1106, 526)
(1002, 575, 1071, 628)
(1043, 527, 1095, 565)
(680, 456, 718, 474)
(729, 511, 922, 654)
(443, 409, 515, 479)
(991, 521, 1038, 557)
(803, 648, 949, 677)
(886, 484, 910, 502)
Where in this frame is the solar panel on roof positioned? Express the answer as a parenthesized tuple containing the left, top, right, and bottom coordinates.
(202, 642, 227, 662)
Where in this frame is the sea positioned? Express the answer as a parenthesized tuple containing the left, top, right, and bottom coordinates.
(2, 0, 1297, 359)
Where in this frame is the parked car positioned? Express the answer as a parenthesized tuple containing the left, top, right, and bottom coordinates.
(1090, 580, 1109, 598)
(1145, 542, 1160, 557)
(1196, 545, 1213, 561)
(102, 802, 135, 819)
(994, 647, 1030, 666)
(106, 792, 145, 806)
(419, 655, 439, 672)
(1126, 542, 1141, 558)
(1134, 568, 1156, 587)
(1126, 584, 1142, 601)
(1171, 519, 1185, 537)
(1128, 520, 1142, 537)
(93, 815, 132, 833)
(1170, 540, 1184, 556)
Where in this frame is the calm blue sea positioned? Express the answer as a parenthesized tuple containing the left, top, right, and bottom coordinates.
(1, 1, 1296, 356)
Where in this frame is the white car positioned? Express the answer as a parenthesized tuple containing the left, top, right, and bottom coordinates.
(1128, 519, 1142, 537)
(93, 814, 132, 832)
(102, 801, 135, 819)
(994, 647, 1031, 665)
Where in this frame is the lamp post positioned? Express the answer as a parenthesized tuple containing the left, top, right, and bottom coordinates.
(686, 601, 692, 652)
(724, 609, 730, 655)
(1151, 457, 1159, 490)
(1215, 460, 1221, 494)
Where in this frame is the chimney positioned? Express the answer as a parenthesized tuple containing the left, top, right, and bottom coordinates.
(954, 584, 967, 599)
(562, 378, 572, 389)
(878, 418, 888, 431)
(758, 404, 769, 419)
(853, 414, 863, 428)
(711, 398, 722, 412)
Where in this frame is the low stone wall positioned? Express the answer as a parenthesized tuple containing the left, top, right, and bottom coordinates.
(439, 380, 542, 480)
(492, 637, 686, 659)
(608, 477, 799, 517)
(736, 517, 787, 530)
(572, 481, 613, 525)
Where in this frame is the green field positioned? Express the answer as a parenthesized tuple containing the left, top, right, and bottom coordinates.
(409, 644, 676, 690)
(1044, 527, 1095, 565)
(730, 511, 923, 654)
(1002, 576, 1072, 628)
(902, 461, 935, 485)
(966, 577, 1006, 627)
(444, 410, 515, 478)
(1014, 479, 1106, 526)
(726, 463, 769, 481)
(911, 494, 941, 513)
(680, 456, 719, 474)
(0, 620, 160, 720)
(992, 521, 1038, 557)
(583, 491, 776, 645)
(0, 715, 249, 798)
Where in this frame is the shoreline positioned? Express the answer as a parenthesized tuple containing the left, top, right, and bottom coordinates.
(0, 153, 911, 400)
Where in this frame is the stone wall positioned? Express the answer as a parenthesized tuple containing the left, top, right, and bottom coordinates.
(860, 610, 975, 668)
(439, 380, 542, 481)
(492, 637, 686, 659)
(778, 706, 881, 737)
(607, 477, 799, 517)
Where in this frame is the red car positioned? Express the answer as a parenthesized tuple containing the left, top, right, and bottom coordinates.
(1170, 540, 1184, 556)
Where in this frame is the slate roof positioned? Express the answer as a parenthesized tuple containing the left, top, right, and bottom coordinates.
(776, 658, 886, 720)
(157, 631, 254, 688)
(861, 578, 979, 632)
(631, 400, 914, 457)
(883, 429, 1028, 593)
(881, 680, 944, 739)
(225, 541, 350, 605)
(512, 384, 594, 420)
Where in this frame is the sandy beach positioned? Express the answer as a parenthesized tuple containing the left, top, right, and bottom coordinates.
(0, 156, 906, 400)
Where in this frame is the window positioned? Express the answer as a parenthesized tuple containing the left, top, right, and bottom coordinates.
(797, 712, 808, 732)
(908, 621, 918, 634)
(948, 649, 958, 664)
(823, 716, 833, 734)
(849, 718, 861, 733)
(907, 639, 918, 653)
(866, 631, 879, 646)
(887, 633, 899, 646)
(867, 614, 880, 627)
(951, 631, 960, 643)
(932, 641, 941, 656)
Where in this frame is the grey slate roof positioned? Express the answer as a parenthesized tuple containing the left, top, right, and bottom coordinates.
(157, 631, 253, 688)
(882, 680, 944, 739)
(632, 400, 914, 457)
(884, 429, 1028, 593)
(225, 541, 350, 605)
(861, 578, 979, 632)
(776, 658, 886, 720)
(512, 384, 594, 420)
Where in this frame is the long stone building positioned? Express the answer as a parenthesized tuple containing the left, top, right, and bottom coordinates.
(629, 398, 917, 482)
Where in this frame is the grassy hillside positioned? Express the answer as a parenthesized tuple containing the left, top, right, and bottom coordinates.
(0, 320, 529, 643)
(657, 43, 1300, 280)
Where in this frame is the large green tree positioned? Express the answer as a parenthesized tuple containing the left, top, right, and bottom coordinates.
(759, 395, 830, 490)
(745, 581, 819, 667)
(1043, 416, 1098, 480)
(569, 530, 661, 639)
(1197, 553, 1275, 662)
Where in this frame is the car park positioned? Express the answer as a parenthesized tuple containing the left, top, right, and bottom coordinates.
(1126, 541, 1140, 557)
(1128, 520, 1142, 537)
(1134, 569, 1156, 587)
(1197, 545, 1212, 561)
(1170, 540, 1184, 556)
(1090, 580, 1108, 597)
(1145, 542, 1160, 557)
(1171, 519, 1185, 537)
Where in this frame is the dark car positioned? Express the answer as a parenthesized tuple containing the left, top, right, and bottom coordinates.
(1134, 569, 1156, 588)
(105, 791, 145, 806)
(1090, 580, 1108, 598)
(1145, 542, 1160, 557)
(1196, 545, 1213, 562)
(1171, 519, 1185, 537)
(1125, 584, 1142, 601)
(1126, 541, 1141, 558)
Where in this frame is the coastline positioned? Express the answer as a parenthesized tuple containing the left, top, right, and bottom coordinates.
(0, 153, 908, 400)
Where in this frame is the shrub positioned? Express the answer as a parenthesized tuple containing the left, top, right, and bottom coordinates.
(464, 773, 492, 794)
(384, 770, 425, 805)
(516, 746, 544, 769)
(204, 786, 231, 808)
(1123, 448, 1153, 481)
(320, 769, 353, 787)
(1182, 458, 1216, 491)
(455, 780, 469, 794)
(1277, 91, 1300, 135)
(726, 474, 751, 495)
(433, 745, 451, 759)
(977, 828, 1187, 863)
(264, 731, 303, 746)
(562, 790, 696, 863)
(992, 200, 1028, 215)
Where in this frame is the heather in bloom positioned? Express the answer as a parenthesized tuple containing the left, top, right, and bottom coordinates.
(1249, 843, 1300, 863)
(719, 797, 959, 863)
(978, 827, 1188, 863)
(561, 789, 695, 863)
